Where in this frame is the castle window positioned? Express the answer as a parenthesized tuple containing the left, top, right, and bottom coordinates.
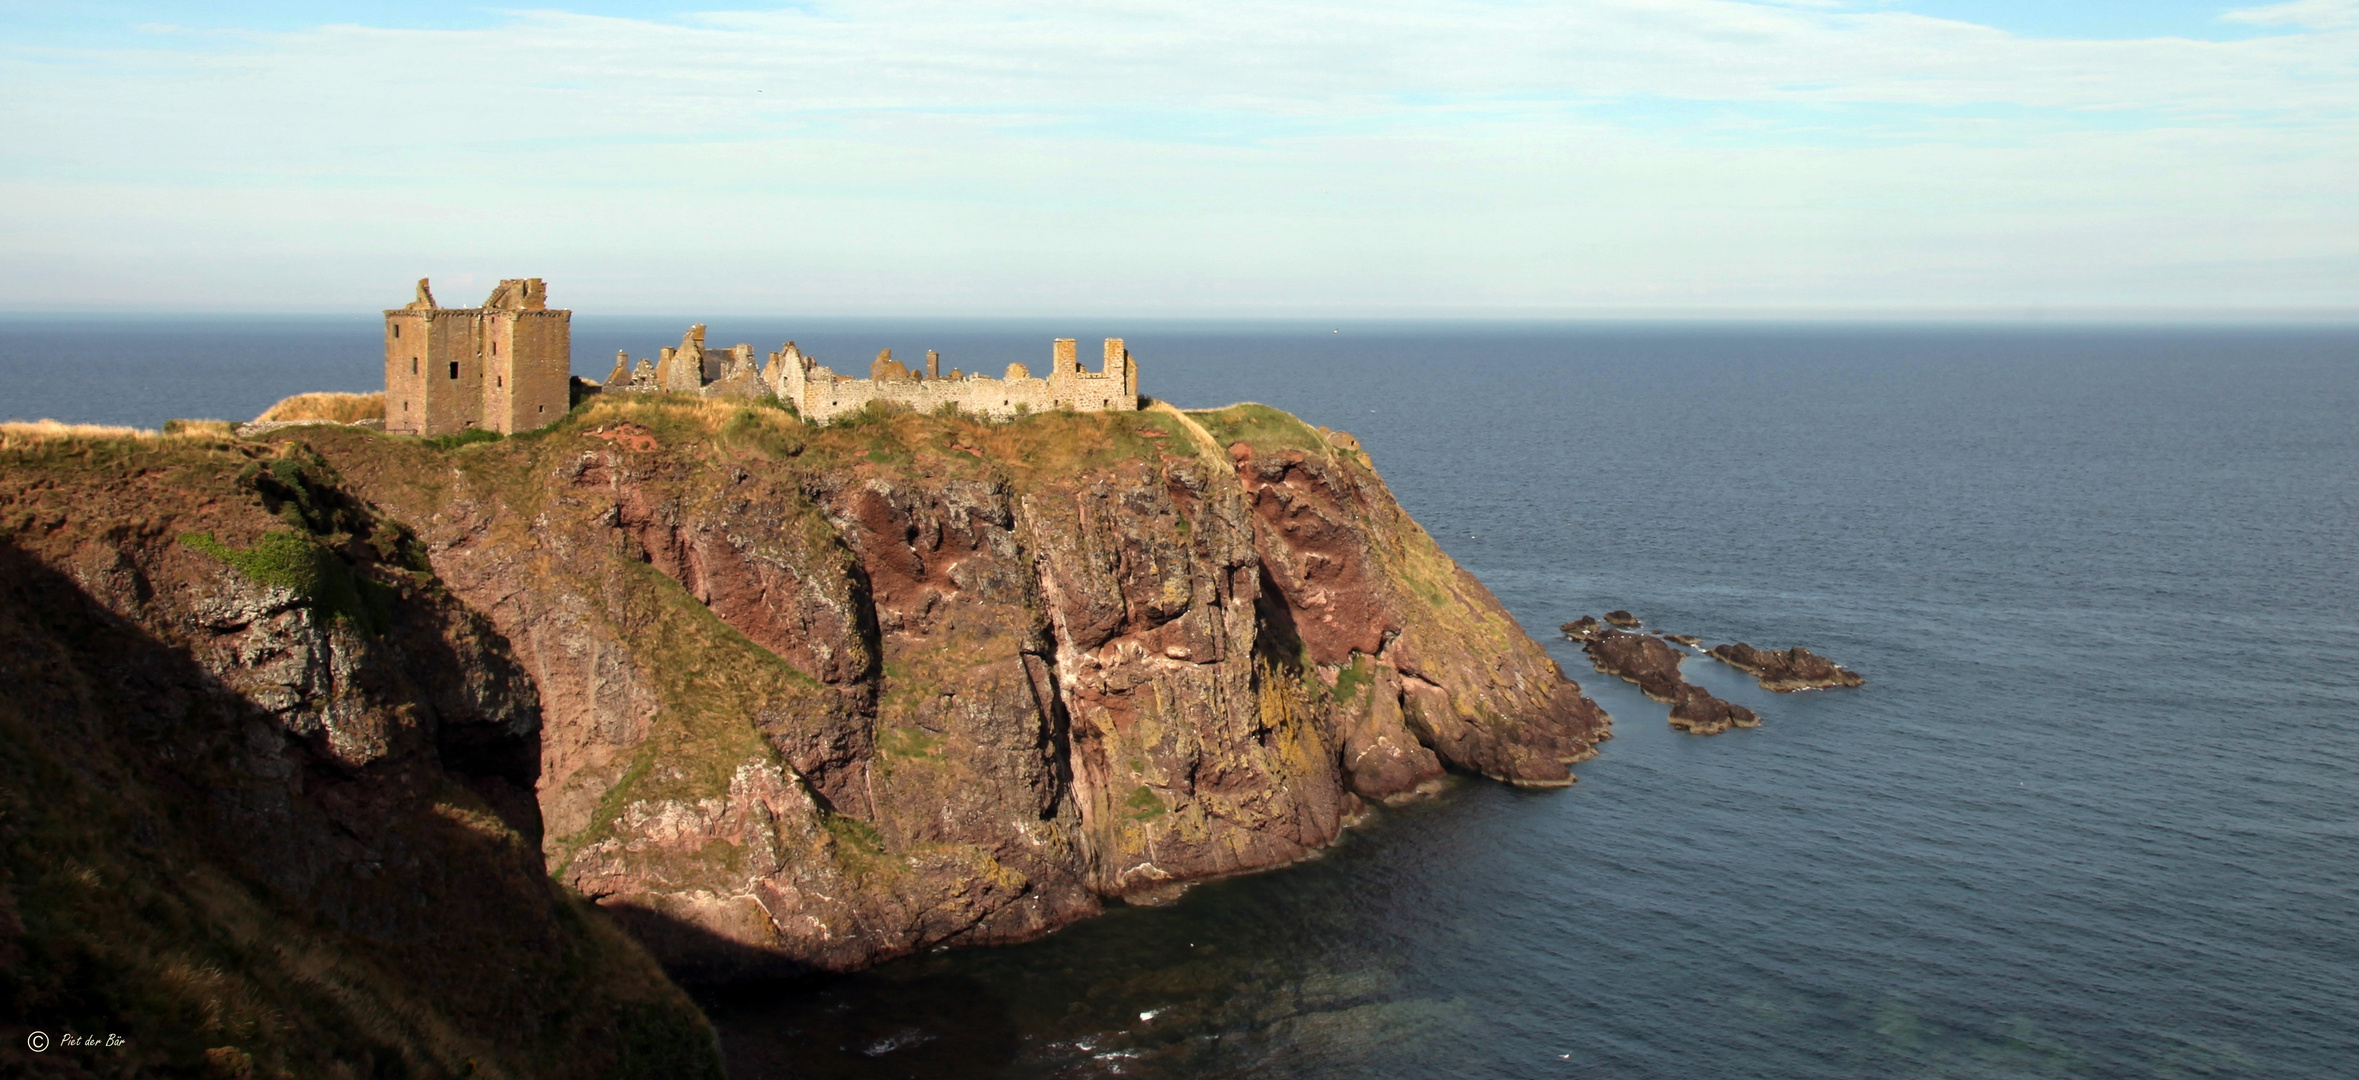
(497, 375, 503, 388)
(393, 324, 400, 339)
(411, 357, 418, 375)
(449, 361, 459, 380)
(492, 340, 499, 356)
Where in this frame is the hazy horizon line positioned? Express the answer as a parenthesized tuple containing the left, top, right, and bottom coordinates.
(4, 308, 2358, 328)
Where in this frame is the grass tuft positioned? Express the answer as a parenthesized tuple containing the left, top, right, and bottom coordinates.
(254, 392, 383, 425)
(178, 530, 394, 634)
(423, 428, 502, 450)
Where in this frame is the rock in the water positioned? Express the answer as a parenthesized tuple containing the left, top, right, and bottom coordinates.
(1708, 642, 1865, 691)
(1667, 684, 1760, 735)
(1664, 633, 1701, 647)
(1560, 615, 1603, 641)
(1583, 630, 1687, 703)
(1604, 610, 1641, 628)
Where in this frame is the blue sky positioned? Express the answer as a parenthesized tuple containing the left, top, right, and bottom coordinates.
(2, 1, 2354, 316)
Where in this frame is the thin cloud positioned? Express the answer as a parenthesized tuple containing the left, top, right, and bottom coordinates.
(2224, 0, 2359, 28)
(0, 1, 2351, 314)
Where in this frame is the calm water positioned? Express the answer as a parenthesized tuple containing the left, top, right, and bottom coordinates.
(5, 319, 2354, 1078)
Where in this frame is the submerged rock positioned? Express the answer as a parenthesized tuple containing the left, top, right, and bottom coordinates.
(1709, 643, 1865, 691)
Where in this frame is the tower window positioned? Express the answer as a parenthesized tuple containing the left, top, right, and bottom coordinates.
(411, 357, 417, 375)
(393, 324, 401, 339)
(449, 361, 459, 380)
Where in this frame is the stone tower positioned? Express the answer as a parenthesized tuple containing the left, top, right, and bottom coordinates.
(384, 277, 571, 436)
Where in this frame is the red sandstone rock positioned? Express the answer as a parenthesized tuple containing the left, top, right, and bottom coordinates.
(1709, 642, 1865, 691)
(293, 401, 1607, 980)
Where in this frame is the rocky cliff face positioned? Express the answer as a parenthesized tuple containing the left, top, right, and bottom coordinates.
(0, 433, 720, 1079)
(296, 397, 1608, 982)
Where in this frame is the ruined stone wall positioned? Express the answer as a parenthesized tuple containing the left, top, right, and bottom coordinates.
(520, 317, 1140, 425)
(792, 365, 1063, 419)
(764, 337, 1139, 422)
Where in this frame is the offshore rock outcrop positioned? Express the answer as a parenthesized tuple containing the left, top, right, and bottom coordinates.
(1709, 643, 1865, 692)
(295, 398, 1608, 981)
(1582, 629, 1690, 704)
(1579, 625, 1760, 737)
(1668, 684, 1760, 735)
(0, 434, 719, 1078)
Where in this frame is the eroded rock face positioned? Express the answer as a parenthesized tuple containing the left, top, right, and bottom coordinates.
(1709, 643, 1865, 691)
(303, 401, 1608, 980)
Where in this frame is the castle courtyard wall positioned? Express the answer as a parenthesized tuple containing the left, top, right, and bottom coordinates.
(772, 339, 1137, 422)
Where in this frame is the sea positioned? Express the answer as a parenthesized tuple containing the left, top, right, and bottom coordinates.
(4, 317, 2354, 1079)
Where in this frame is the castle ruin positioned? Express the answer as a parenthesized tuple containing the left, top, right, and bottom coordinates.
(598, 325, 1140, 422)
(384, 278, 571, 436)
(387, 277, 1140, 434)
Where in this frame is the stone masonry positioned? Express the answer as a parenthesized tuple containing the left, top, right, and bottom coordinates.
(383, 278, 571, 436)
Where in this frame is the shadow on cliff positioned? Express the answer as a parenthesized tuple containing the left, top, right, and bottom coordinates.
(0, 539, 710, 1077)
(694, 965, 1020, 1080)
(597, 901, 1022, 1076)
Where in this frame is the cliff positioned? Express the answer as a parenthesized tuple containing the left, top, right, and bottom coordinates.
(284, 396, 1609, 981)
(0, 431, 721, 1078)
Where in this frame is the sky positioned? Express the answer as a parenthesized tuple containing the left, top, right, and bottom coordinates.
(2, 1, 2355, 318)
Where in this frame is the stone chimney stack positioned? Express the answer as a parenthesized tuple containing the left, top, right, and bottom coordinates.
(1052, 338, 1078, 376)
(926, 350, 940, 379)
(1102, 338, 1126, 374)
